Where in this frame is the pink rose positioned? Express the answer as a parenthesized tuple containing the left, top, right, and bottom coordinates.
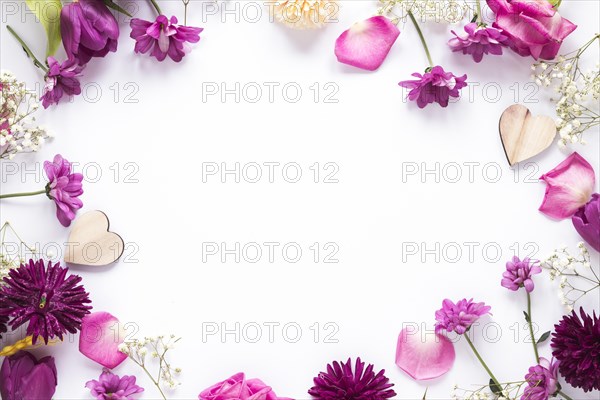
(199, 373, 291, 400)
(487, 0, 576, 59)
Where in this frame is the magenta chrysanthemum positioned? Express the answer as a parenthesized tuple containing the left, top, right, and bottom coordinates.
(521, 358, 559, 400)
(43, 154, 84, 227)
(0, 259, 92, 344)
(448, 23, 508, 63)
(308, 358, 396, 399)
(0, 314, 7, 338)
(130, 15, 203, 62)
(435, 298, 491, 335)
(501, 256, 541, 293)
(551, 308, 600, 392)
(40, 57, 84, 108)
(86, 369, 144, 400)
(398, 66, 467, 108)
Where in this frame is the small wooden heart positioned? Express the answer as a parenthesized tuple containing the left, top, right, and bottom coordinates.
(64, 210, 124, 266)
(499, 104, 556, 166)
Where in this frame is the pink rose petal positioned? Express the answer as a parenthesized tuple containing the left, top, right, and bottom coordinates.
(395, 327, 455, 380)
(79, 312, 128, 369)
(334, 16, 400, 71)
(539, 152, 596, 219)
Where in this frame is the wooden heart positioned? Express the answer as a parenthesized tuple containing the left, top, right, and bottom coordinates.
(64, 210, 124, 266)
(499, 104, 556, 166)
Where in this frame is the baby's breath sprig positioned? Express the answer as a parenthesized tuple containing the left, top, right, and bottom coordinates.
(376, 0, 468, 24)
(452, 380, 526, 400)
(532, 34, 600, 148)
(542, 242, 600, 311)
(119, 335, 182, 400)
(0, 222, 41, 283)
(0, 71, 51, 160)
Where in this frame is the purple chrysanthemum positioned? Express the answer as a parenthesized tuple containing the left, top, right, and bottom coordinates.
(501, 256, 542, 293)
(43, 154, 84, 227)
(521, 358, 559, 400)
(40, 57, 84, 108)
(551, 308, 600, 392)
(130, 15, 203, 62)
(435, 298, 491, 335)
(0, 259, 92, 344)
(399, 65, 467, 108)
(308, 358, 396, 400)
(86, 369, 144, 400)
(448, 23, 508, 63)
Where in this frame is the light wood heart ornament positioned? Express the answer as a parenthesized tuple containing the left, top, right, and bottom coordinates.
(64, 210, 124, 266)
(499, 104, 557, 166)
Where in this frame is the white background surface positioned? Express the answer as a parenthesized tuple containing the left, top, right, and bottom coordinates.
(1, 0, 599, 398)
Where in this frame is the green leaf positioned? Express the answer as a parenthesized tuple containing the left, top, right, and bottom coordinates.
(523, 311, 531, 323)
(489, 379, 502, 396)
(537, 331, 551, 345)
(25, 0, 62, 57)
(103, 0, 132, 18)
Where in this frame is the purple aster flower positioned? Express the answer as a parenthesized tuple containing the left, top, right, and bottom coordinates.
(501, 256, 542, 293)
(43, 154, 84, 227)
(435, 298, 491, 335)
(130, 15, 203, 62)
(0, 351, 57, 400)
(40, 57, 84, 109)
(399, 66, 467, 108)
(551, 308, 600, 392)
(521, 358, 559, 400)
(0, 259, 92, 344)
(60, 0, 119, 65)
(448, 23, 508, 63)
(572, 193, 600, 252)
(308, 357, 396, 400)
(86, 369, 144, 400)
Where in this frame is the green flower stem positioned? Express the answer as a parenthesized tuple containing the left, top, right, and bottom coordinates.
(149, 0, 162, 15)
(559, 390, 574, 400)
(475, 0, 483, 23)
(407, 11, 434, 68)
(527, 292, 540, 363)
(464, 334, 501, 388)
(183, 0, 190, 25)
(0, 189, 46, 199)
(6, 26, 48, 73)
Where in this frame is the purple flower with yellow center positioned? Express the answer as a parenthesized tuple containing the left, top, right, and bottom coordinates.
(308, 358, 396, 399)
(521, 358, 560, 400)
(60, 0, 119, 65)
(86, 369, 144, 400)
(551, 308, 600, 392)
(130, 15, 203, 62)
(0, 259, 92, 344)
(399, 66, 468, 108)
(501, 256, 542, 293)
(448, 23, 508, 63)
(44, 154, 84, 227)
(0, 351, 57, 400)
(40, 57, 84, 108)
(435, 298, 491, 335)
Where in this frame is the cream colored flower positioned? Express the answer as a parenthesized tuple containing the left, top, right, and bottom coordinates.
(268, 0, 338, 29)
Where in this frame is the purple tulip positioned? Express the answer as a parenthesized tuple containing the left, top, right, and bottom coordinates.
(60, 0, 119, 65)
(572, 193, 600, 252)
(0, 351, 57, 400)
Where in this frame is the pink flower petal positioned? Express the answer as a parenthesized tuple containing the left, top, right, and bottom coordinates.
(334, 16, 400, 71)
(79, 312, 128, 369)
(539, 152, 596, 219)
(395, 327, 455, 380)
